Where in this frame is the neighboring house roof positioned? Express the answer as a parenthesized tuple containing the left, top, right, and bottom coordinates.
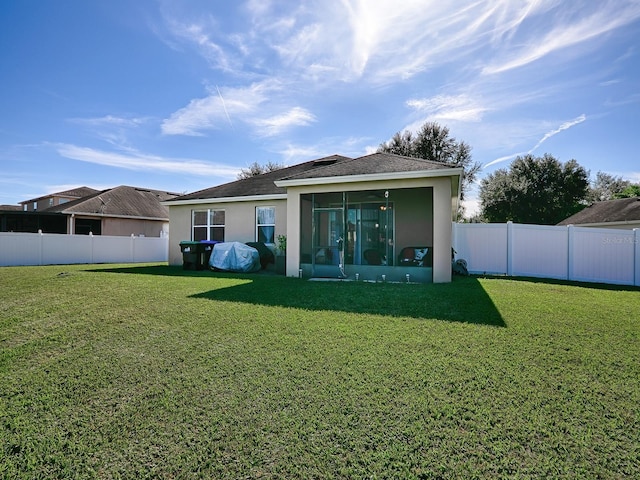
(20, 186, 100, 205)
(166, 153, 460, 204)
(44, 185, 180, 219)
(0, 205, 23, 212)
(558, 196, 640, 226)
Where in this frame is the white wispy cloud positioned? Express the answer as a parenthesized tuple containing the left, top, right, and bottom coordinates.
(251, 107, 316, 137)
(159, 1, 640, 86)
(55, 143, 238, 178)
(70, 115, 148, 127)
(154, 0, 638, 171)
(529, 114, 587, 153)
(162, 80, 317, 137)
(484, 152, 527, 169)
(482, 2, 640, 75)
(406, 94, 488, 123)
(483, 114, 587, 168)
(163, 17, 235, 72)
(161, 82, 273, 136)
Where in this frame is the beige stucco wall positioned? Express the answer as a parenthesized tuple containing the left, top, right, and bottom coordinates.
(167, 199, 287, 266)
(102, 217, 169, 237)
(393, 187, 433, 249)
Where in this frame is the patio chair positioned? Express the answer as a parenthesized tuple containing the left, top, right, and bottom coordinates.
(363, 249, 383, 265)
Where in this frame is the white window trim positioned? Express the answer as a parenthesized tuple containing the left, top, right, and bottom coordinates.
(192, 208, 225, 241)
(256, 206, 276, 245)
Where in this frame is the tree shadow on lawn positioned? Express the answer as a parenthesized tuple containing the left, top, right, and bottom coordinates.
(85, 265, 505, 326)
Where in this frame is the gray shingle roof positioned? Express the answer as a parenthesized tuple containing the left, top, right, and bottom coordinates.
(278, 152, 456, 181)
(20, 186, 100, 204)
(558, 196, 640, 225)
(169, 155, 352, 201)
(168, 153, 457, 202)
(45, 186, 180, 219)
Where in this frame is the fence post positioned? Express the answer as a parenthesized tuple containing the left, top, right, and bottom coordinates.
(506, 221, 513, 276)
(635, 228, 639, 287)
(38, 230, 44, 266)
(131, 234, 136, 263)
(89, 232, 94, 264)
(567, 225, 574, 281)
(451, 222, 457, 259)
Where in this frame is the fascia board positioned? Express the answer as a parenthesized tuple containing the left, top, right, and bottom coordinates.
(569, 221, 640, 228)
(274, 168, 463, 187)
(66, 212, 169, 221)
(162, 194, 287, 207)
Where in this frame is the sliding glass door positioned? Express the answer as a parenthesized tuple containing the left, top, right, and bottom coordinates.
(307, 191, 394, 277)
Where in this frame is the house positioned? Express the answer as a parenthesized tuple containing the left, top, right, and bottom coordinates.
(1, 186, 179, 237)
(557, 196, 640, 230)
(20, 186, 101, 212)
(164, 153, 462, 283)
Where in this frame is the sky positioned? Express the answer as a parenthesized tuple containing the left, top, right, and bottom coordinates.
(1, 0, 639, 215)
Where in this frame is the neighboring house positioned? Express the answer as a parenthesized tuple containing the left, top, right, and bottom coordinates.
(164, 153, 462, 283)
(20, 186, 100, 212)
(1, 186, 179, 237)
(558, 196, 640, 230)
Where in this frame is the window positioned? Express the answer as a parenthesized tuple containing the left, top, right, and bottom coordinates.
(256, 206, 275, 244)
(192, 209, 225, 241)
(75, 218, 102, 235)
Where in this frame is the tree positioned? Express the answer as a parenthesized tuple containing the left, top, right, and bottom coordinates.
(237, 161, 285, 180)
(588, 171, 630, 202)
(614, 184, 640, 198)
(479, 154, 589, 225)
(377, 122, 481, 205)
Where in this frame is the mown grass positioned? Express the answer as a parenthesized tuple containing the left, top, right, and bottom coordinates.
(1, 264, 638, 479)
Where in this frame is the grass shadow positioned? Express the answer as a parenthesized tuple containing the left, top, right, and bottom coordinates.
(474, 273, 640, 292)
(191, 275, 506, 327)
(84, 264, 505, 326)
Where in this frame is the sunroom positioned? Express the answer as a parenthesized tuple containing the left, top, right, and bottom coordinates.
(275, 160, 461, 283)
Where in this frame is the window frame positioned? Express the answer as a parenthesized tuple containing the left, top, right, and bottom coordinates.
(192, 209, 225, 242)
(255, 206, 276, 245)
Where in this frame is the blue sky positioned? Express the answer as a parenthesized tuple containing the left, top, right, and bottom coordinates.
(1, 0, 639, 214)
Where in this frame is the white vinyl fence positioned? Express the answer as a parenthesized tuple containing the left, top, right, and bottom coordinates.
(0, 232, 169, 267)
(453, 222, 640, 286)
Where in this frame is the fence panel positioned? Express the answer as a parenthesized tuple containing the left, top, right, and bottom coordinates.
(93, 235, 134, 263)
(571, 227, 635, 285)
(133, 237, 169, 263)
(42, 234, 93, 265)
(511, 224, 568, 279)
(0, 233, 42, 266)
(453, 223, 639, 286)
(453, 223, 508, 275)
(0, 232, 168, 266)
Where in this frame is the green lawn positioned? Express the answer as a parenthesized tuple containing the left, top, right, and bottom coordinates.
(1, 264, 638, 479)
